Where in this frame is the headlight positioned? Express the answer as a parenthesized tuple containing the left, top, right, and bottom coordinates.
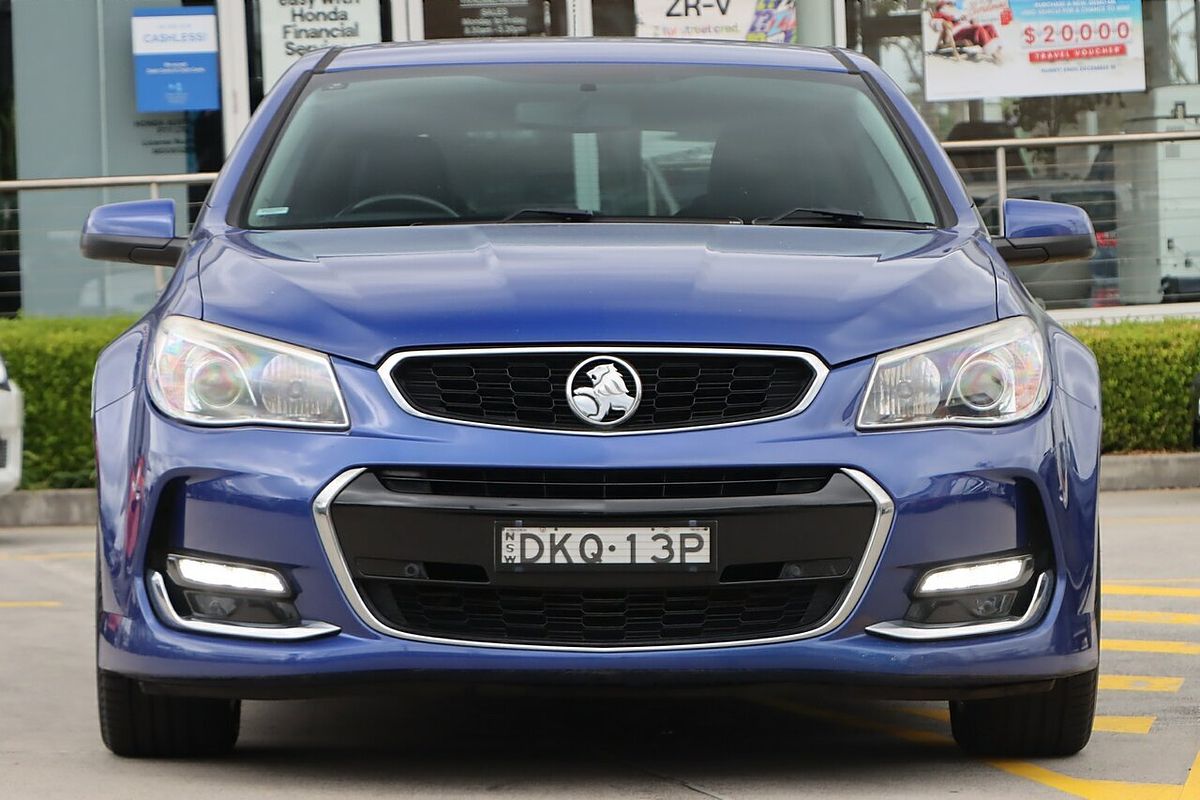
(149, 316, 348, 428)
(858, 317, 1048, 429)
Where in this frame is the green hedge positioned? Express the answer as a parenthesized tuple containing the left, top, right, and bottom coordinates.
(0, 316, 134, 489)
(1071, 319, 1200, 453)
(0, 316, 1195, 489)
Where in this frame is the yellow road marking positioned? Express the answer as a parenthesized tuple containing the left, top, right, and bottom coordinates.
(905, 675, 1184, 695)
(1106, 610, 1200, 626)
(1092, 715, 1155, 734)
(1103, 639, 1200, 655)
(1182, 750, 1200, 800)
(0, 600, 62, 608)
(897, 705, 951, 723)
(756, 697, 1185, 800)
(989, 760, 1182, 800)
(898, 706, 1155, 734)
(1107, 578, 1200, 586)
(1099, 675, 1184, 693)
(0, 550, 92, 562)
(759, 698, 955, 746)
(1104, 585, 1200, 599)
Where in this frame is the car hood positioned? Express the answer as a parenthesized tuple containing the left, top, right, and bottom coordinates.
(198, 224, 997, 367)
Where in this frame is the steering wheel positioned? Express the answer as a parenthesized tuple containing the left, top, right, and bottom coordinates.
(335, 193, 460, 219)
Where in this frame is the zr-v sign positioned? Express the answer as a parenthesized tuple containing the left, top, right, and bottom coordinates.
(666, 0, 735, 15)
(634, 0, 798, 42)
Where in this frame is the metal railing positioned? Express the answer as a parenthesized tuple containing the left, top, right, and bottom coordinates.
(939, 128, 1200, 317)
(941, 129, 1200, 232)
(5, 130, 1200, 318)
(0, 173, 218, 306)
(0, 172, 219, 191)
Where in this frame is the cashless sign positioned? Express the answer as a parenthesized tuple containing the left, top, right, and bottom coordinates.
(132, 7, 221, 113)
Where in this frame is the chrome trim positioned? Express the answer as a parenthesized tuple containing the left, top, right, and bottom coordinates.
(376, 346, 830, 437)
(147, 571, 341, 641)
(313, 466, 894, 652)
(865, 570, 1054, 642)
(565, 355, 642, 428)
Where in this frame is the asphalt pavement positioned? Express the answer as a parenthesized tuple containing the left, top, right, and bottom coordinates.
(1, 489, 1198, 799)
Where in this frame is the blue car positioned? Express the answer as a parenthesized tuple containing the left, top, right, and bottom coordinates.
(83, 40, 1101, 759)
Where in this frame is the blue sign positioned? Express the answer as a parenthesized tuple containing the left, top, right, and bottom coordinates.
(132, 7, 220, 113)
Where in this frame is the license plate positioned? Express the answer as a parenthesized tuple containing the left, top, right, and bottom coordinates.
(496, 526, 712, 569)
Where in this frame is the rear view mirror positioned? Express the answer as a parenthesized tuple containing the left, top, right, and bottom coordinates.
(80, 199, 186, 267)
(995, 198, 1096, 267)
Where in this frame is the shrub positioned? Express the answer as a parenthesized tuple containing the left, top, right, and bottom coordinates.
(0, 316, 134, 489)
(0, 316, 1194, 490)
(1069, 319, 1200, 453)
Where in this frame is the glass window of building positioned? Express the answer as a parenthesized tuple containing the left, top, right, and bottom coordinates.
(6, 0, 1200, 315)
(0, 0, 17, 316)
(847, 0, 1200, 308)
(5, 0, 224, 316)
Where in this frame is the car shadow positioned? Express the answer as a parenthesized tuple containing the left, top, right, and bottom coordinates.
(211, 685, 967, 791)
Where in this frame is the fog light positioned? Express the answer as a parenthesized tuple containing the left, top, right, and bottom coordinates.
(168, 555, 289, 597)
(915, 555, 1033, 596)
(182, 590, 301, 625)
(966, 591, 1016, 619)
(188, 592, 239, 619)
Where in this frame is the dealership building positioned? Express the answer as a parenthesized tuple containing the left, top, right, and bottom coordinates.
(1, 0, 1198, 315)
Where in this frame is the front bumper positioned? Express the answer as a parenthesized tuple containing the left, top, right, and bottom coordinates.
(95, 356, 1100, 695)
(310, 465, 890, 652)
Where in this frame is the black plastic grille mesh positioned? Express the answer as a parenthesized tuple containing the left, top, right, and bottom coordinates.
(375, 466, 834, 500)
(363, 580, 848, 646)
(391, 351, 816, 431)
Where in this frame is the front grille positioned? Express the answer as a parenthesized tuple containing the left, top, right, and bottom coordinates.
(389, 349, 819, 432)
(362, 580, 848, 647)
(328, 467, 879, 648)
(375, 466, 835, 500)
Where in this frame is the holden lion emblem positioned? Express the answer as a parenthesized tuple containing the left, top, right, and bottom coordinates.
(566, 356, 642, 428)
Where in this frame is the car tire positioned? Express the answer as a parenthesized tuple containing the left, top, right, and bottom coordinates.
(97, 669, 240, 758)
(949, 668, 1097, 757)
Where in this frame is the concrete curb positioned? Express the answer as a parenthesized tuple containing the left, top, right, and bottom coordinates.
(0, 454, 1195, 528)
(0, 489, 96, 528)
(1099, 452, 1200, 492)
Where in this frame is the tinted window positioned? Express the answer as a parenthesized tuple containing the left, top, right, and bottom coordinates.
(245, 64, 937, 229)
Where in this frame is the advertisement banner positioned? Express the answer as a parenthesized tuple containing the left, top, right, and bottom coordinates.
(922, 0, 1145, 102)
(131, 7, 220, 113)
(634, 0, 797, 43)
(259, 0, 381, 90)
(422, 0, 547, 38)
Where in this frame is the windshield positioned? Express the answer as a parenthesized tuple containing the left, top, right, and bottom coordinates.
(243, 64, 938, 230)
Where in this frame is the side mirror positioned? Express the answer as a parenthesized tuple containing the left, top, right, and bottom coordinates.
(80, 199, 186, 267)
(994, 198, 1096, 267)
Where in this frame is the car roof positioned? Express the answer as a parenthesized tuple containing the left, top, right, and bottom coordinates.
(324, 37, 853, 75)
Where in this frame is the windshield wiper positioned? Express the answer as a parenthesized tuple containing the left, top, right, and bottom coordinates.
(753, 207, 935, 230)
(499, 208, 598, 223)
